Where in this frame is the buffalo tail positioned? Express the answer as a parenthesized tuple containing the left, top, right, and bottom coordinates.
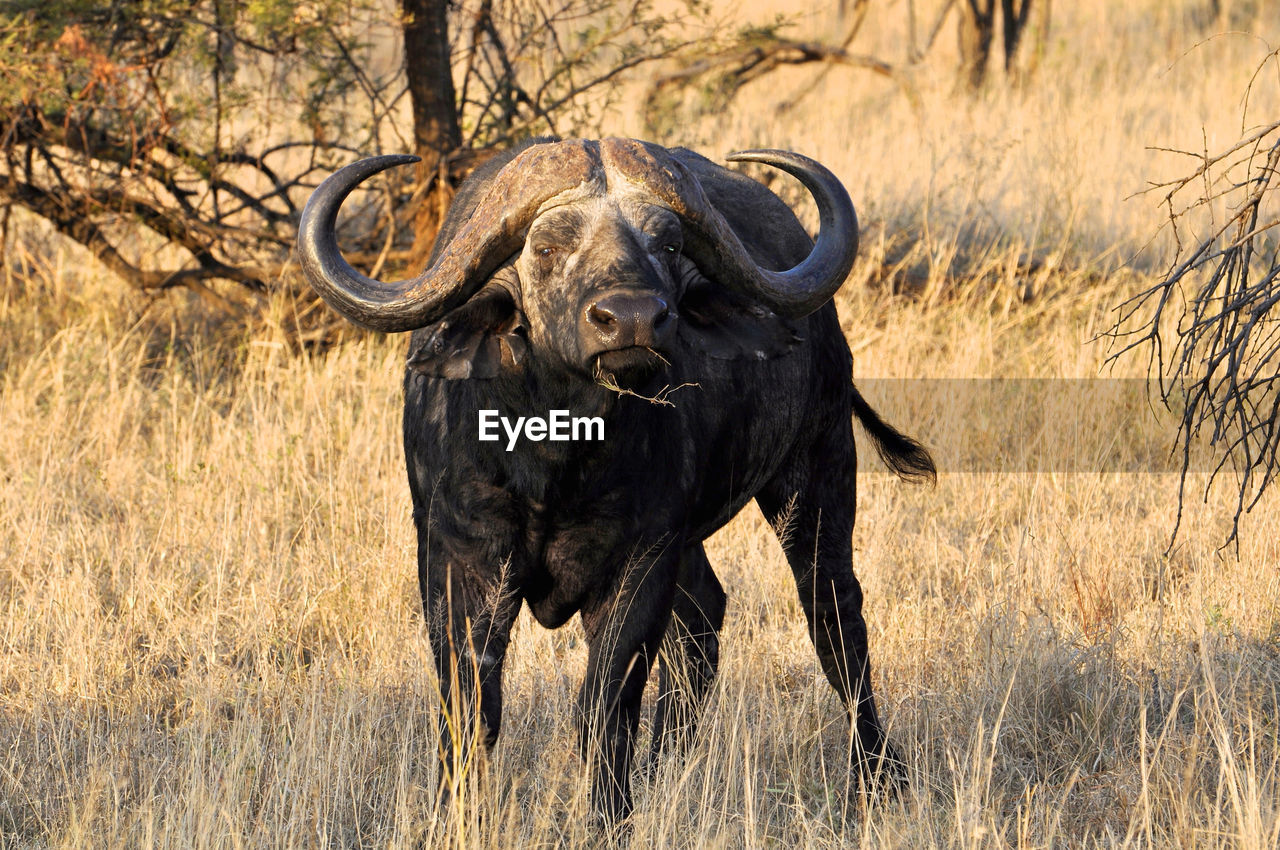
(851, 384, 937, 483)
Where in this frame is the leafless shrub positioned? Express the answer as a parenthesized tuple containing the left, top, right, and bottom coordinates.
(1107, 51, 1280, 547)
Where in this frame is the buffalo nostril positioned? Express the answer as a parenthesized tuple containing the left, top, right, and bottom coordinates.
(588, 303, 618, 327)
(653, 303, 670, 328)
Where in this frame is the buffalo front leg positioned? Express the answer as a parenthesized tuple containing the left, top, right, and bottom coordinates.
(757, 424, 903, 789)
(419, 548, 522, 808)
(578, 551, 678, 824)
(647, 544, 726, 773)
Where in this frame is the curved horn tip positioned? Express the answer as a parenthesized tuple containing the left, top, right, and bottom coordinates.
(298, 154, 422, 228)
(724, 150, 849, 190)
(335, 153, 421, 179)
(725, 149, 778, 161)
(725, 149, 832, 172)
(711, 148, 858, 319)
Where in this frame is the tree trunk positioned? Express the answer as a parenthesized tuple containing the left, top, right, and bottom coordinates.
(1000, 0, 1027, 74)
(1212, 0, 1232, 28)
(958, 0, 1048, 90)
(957, 0, 996, 91)
(1001, 0, 1046, 84)
(401, 0, 462, 268)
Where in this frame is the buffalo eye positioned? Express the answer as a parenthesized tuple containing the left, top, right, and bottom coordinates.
(533, 245, 561, 269)
(663, 244, 678, 254)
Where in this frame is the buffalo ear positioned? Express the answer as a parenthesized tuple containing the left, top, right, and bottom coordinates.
(678, 281, 802, 360)
(406, 286, 527, 379)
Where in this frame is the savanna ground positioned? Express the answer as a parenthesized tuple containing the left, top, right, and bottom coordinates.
(3, 1, 1280, 846)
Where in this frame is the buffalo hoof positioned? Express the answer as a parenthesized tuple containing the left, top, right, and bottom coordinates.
(852, 739, 909, 800)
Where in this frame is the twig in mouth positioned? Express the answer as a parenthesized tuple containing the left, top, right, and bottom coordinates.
(593, 357, 697, 406)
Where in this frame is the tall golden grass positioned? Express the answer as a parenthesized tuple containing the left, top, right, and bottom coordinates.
(2, 1, 1279, 846)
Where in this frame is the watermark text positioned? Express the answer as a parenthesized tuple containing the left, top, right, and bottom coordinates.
(479, 409, 605, 451)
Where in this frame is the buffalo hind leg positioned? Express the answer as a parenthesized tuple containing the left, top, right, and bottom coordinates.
(419, 552, 521, 809)
(647, 544, 725, 773)
(757, 426, 904, 791)
(578, 551, 678, 825)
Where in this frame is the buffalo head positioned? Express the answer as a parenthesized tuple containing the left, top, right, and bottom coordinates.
(296, 138, 859, 388)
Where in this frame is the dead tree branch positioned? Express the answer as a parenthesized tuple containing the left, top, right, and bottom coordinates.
(643, 23, 914, 134)
(1107, 97, 1280, 548)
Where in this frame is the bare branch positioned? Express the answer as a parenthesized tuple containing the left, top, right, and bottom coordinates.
(644, 34, 913, 130)
(0, 172, 272, 293)
(1105, 94, 1280, 549)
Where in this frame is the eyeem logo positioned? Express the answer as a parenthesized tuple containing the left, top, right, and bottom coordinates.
(479, 410, 605, 451)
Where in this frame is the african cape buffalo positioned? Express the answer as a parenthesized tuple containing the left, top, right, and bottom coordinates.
(297, 137, 934, 823)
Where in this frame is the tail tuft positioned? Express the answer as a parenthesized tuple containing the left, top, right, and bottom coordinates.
(851, 384, 936, 484)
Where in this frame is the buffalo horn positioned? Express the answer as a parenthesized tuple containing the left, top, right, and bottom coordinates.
(600, 139, 857, 320)
(718, 149, 859, 318)
(296, 142, 599, 333)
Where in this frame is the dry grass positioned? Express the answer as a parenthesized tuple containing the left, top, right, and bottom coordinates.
(3, 1, 1280, 847)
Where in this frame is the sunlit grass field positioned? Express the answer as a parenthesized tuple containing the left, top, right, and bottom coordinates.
(2, 1, 1279, 846)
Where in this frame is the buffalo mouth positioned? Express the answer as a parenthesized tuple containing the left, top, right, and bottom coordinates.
(593, 346, 671, 390)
